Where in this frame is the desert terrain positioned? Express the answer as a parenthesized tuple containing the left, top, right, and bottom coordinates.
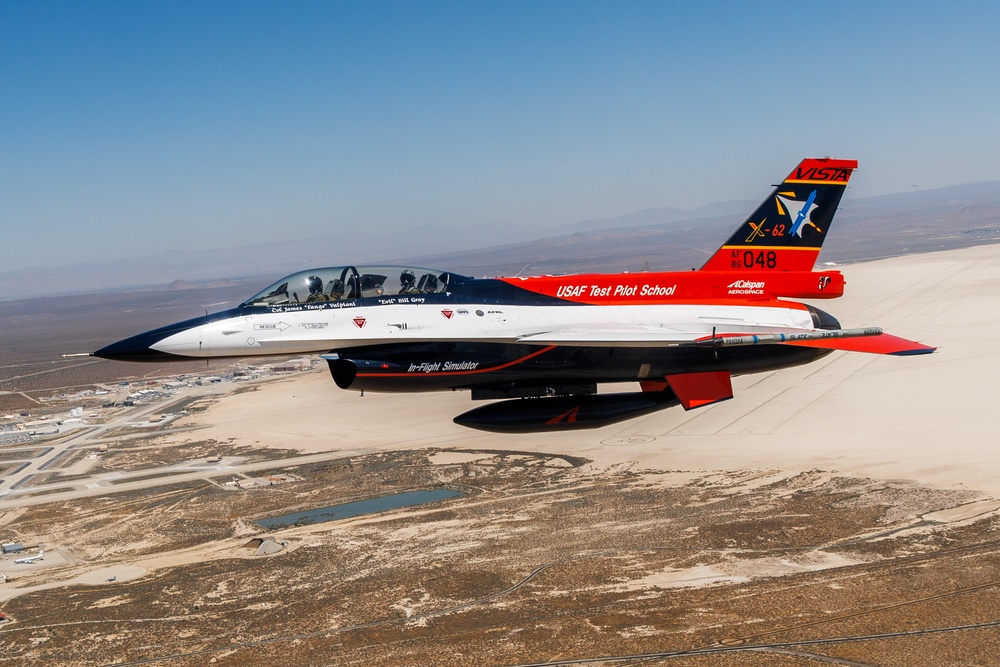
(0, 244, 999, 665)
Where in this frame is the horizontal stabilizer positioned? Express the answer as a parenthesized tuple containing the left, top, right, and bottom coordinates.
(785, 332, 936, 356)
(691, 327, 934, 356)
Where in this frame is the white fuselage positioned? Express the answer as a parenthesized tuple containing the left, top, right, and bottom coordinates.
(150, 302, 816, 358)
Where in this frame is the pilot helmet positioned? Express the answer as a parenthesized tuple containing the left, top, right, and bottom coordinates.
(400, 270, 415, 288)
(307, 275, 323, 294)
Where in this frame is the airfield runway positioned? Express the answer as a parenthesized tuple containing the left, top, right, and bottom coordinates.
(170, 243, 998, 495)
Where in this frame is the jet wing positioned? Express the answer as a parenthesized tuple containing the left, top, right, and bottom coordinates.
(518, 326, 935, 355)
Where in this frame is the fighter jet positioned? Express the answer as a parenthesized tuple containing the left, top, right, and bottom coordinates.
(94, 158, 933, 431)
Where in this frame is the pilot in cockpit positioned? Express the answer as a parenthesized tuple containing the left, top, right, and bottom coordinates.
(419, 273, 438, 293)
(305, 276, 330, 302)
(328, 278, 346, 300)
(399, 270, 418, 294)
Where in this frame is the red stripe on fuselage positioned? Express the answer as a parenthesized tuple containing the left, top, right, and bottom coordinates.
(499, 269, 843, 306)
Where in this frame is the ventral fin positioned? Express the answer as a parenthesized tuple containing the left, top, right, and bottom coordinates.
(665, 371, 733, 410)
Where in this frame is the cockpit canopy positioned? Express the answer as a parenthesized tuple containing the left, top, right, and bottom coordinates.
(242, 266, 468, 306)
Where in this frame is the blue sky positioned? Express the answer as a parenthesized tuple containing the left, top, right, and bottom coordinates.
(3, 1, 999, 271)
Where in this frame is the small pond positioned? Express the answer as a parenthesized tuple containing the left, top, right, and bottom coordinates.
(257, 488, 463, 529)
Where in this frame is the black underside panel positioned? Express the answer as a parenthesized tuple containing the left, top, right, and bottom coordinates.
(328, 342, 831, 394)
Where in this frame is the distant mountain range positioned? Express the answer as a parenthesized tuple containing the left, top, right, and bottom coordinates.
(3, 181, 1000, 300)
(385, 181, 1000, 279)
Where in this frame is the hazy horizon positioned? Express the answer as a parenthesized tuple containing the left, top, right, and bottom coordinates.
(2, 176, 999, 301)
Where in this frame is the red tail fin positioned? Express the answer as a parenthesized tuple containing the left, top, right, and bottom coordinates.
(701, 158, 858, 272)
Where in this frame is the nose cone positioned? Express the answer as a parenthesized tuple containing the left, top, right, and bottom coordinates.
(92, 310, 232, 362)
(93, 329, 189, 362)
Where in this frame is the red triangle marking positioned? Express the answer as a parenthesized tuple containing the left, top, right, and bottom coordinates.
(546, 406, 580, 425)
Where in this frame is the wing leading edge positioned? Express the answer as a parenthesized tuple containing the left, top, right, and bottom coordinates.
(517, 326, 934, 355)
